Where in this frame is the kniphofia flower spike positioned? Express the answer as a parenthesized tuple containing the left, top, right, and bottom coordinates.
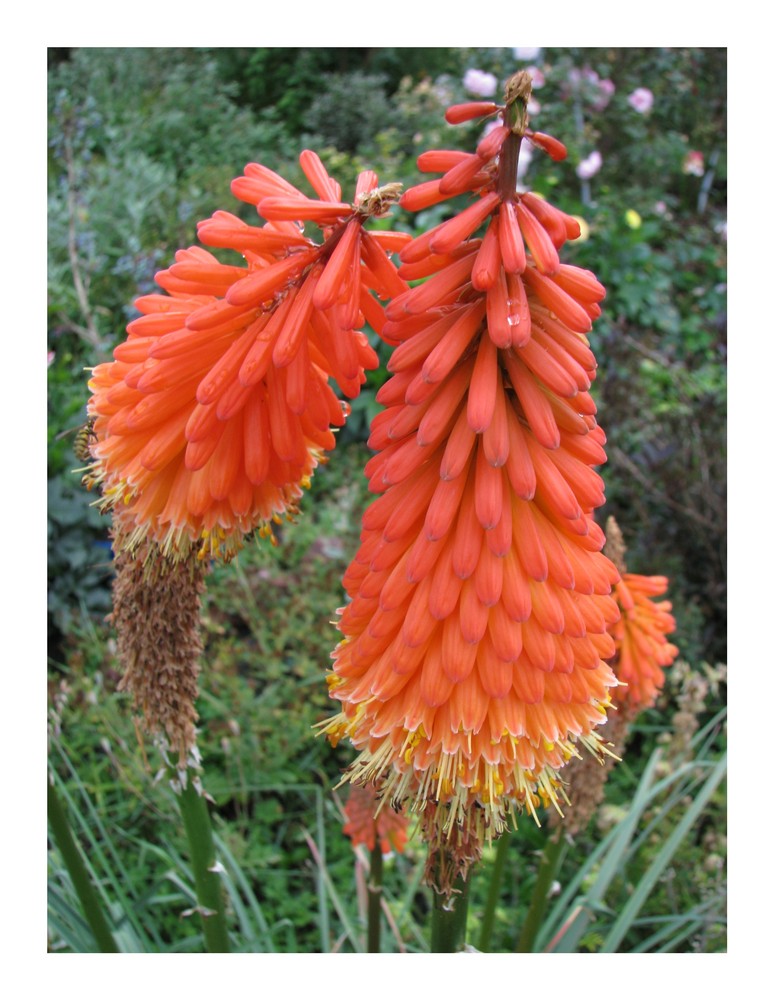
(342, 782, 409, 856)
(322, 73, 621, 873)
(610, 572, 679, 711)
(87, 153, 409, 563)
(549, 518, 679, 836)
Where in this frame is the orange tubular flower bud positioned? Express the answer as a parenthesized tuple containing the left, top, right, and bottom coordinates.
(299, 148, 342, 201)
(527, 130, 568, 162)
(476, 125, 510, 160)
(498, 201, 527, 274)
(439, 153, 493, 196)
(400, 178, 450, 212)
(258, 196, 354, 223)
(416, 150, 472, 172)
(445, 101, 500, 124)
(429, 192, 502, 255)
(516, 202, 561, 275)
(472, 217, 503, 291)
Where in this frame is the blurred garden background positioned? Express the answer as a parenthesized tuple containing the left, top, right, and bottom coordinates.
(47, 47, 727, 953)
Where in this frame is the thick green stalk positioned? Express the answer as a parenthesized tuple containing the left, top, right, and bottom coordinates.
(477, 831, 511, 952)
(430, 859, 473, 953)
(47, 779, 119, 953)
(175, 771, 231, 952)
(367, 844, 383, 953)
(517, 825, 566, 953)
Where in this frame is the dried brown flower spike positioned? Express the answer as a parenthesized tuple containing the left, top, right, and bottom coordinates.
(110, 541, 206, 764)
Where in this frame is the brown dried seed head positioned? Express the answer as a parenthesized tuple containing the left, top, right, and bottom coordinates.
(504, 71, 533, 106)
(549, 709, 631, 837)
(421, 801, 484, 899)
(110, 540, 206, 764)
(603, 516, 628, 575)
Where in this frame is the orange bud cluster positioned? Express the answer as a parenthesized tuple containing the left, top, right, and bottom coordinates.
(88, 152, 409, 562)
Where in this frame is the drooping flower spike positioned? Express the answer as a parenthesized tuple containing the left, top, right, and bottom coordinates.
(342, 782, 409, 856)
(322, 73, 621, 878)
(87, 153, 409, 563)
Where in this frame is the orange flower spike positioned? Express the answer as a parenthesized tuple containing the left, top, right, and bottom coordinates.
(342, 783, 409, 856)
(322, 73, 619, 866)
(88, 152, 408, 565)
(609, 572, 679, 711)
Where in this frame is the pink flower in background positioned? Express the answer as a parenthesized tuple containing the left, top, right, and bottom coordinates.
(47, 350, 56, 368)
(683, 150, 705, 176)
(527, 67, 545, 89)
(513, 46, 541, 61)
(577, 150, 603, 180)
(628, 87, 654, 114)
(599, 79, 616, 99)
(527, 97, 541, 116)
(593, 78, 616, 111)
(463, 68, 498, 98)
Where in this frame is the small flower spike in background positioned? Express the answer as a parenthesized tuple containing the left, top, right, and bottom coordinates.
(322, 72, 622, 946)
(342, 782, 410, 858)
(553, 516, 679, 837)
(342, 782, 410, 953)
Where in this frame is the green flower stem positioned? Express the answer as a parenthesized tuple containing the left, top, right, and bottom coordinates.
(47, 778, 119, 953)
(175, 771, 231, 953)
(367, 844, 383, 953)
(430, 860, 473, 953)
(477, 830, 511, 952)
(516, 825, 566, 953)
